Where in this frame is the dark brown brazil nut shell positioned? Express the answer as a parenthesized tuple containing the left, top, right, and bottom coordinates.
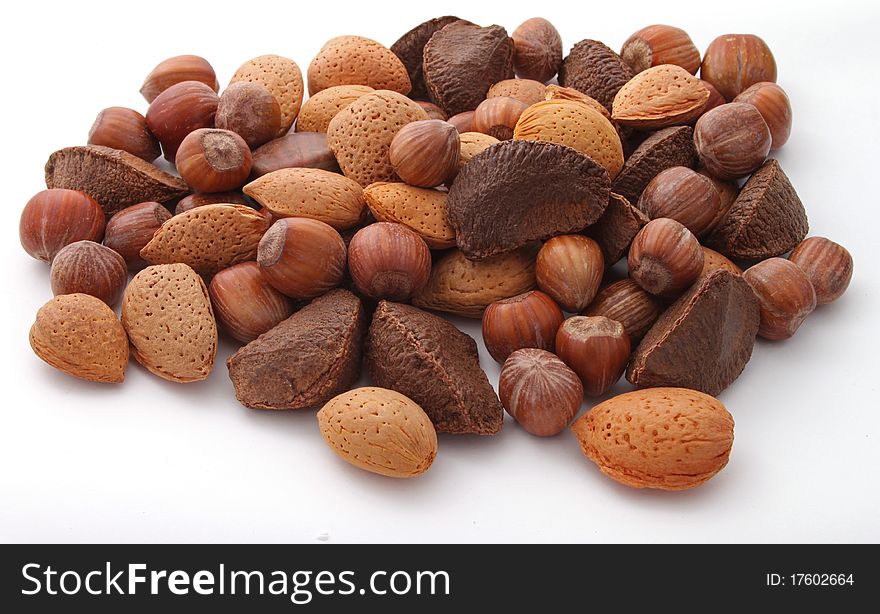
(391, 16, 467, 101)
(446, 140, 610, 260)
(423, 22, 514, 117)
(610, 126, 697, 205)
(584, 192, 649, 266)
(705, 159, 808, 260)
(366, 301, 503, 435)
(627, 269, 760, 396)
(227, 289, 365, 410)
(558, 39, 634, 112)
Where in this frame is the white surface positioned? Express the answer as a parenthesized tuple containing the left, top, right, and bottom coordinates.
(1, 0, 878, 544)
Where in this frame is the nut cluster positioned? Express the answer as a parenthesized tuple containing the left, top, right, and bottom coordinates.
(19, 19, 853, 493)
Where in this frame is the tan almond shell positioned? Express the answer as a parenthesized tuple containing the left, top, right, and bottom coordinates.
(571, 387, 734, 490)
(363, 182, 455, 249)
(122, 263, 217, 383)
(457, 132, 500, 173)
(544, 85, 612, 119)
(317, 386, 437, 478)
(29, 293, 128, 384)
(140, 204, 270, 276)
(412, 246, 537, 318)
(612, 64, 710, 129)
(230, 54, 305, 136)
(487, 79, 547, 106)
(244, 168, 367, 230)
(514, 98, 625, 179)
(307, 36, 411, 97)
(327, 90, 429, 187)
(295, 84, 374, 133)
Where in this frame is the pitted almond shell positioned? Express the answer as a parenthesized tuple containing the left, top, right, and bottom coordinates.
(29, 293, 128, 384)
(514, 98, 624, 179)
(308, 36, 411, 96)
(295, 84, 374, 133)
(487, 79, 547, 106)
(230, 54, 305, 136)
(317, 387, 437, 478)
(122, 263, 217, 383)
(612, 64, 709, 129)
(457, 132, 500, 174)
(412, 246, 537, 318)
(363, 182, 455, 249)
(244, 168, 367, 230)
(327, 90, 429, 187)
(543, 85, 611, 119)
(140, 204, 270, 276)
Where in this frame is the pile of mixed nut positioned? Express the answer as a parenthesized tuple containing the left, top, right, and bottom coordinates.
(21, 17, 854, 490)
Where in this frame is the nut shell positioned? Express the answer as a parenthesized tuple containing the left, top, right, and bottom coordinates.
(629, 218, 704, 298)
(638, 166, 723, 238)
(621, 25, 701, 75)
(145, 80, 219, 162)
(296, 84, 374, 133)
(140, 55, 219, 103)
(389, 119, 460, 187)
(20, 189, 105, 263)
(487, 78, 547, 106)
(251, 132, 340, 178)
(694, 103, 772, 181)
(30, 294, 128, 383)
(230, 54, 304, 137)
(511, 18, 563, 83)
(482, 290, 564, 363)
(571, 387, 734, 490)
(788, 237, 853, 305)
(88, 107, 160, 162)
(555, 316, 630, 396)
(499, 348, 582, 437)
(363, 182, 455, 249)
(558, 39, 633, 112)
(317, 387, 437, 478)
(308, 36, 411, 96)
(215, 81, 282, 149)
(733, 82, 792, 150)
(50, 241, 127, 307)
(743, 257, 817, 340)
(701, 34, 777, 101)
(257, 217, 346, 300)
(583, 278, 664, 344)
(473, 97, 528, 141)
(536, 235, 604, 312)
(612, 65, 709, 129)
(103, 201, 172, 269)
(209, 261, 295, 343)
(348, 222, 431, 301)
(175, 128, 253, 193)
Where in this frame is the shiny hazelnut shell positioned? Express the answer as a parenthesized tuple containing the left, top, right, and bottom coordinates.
(743, 257, 817, 340)
(473, 96, 528, 141)
(389, 120, 460, 188)
(582, 278, 664, 344)
(535, 235, 604, 312)
(700, 34, 777, 102)
(555, 316, 631, 396)
(734, 82, 792, 150)
(175, 128, 253, 193)
(50, 240, 128, 307)
(215, 81, 282, 149)
(20, 189, 106, 263)
(788, 237, 853, 305)
(621, 24, 701, 75)
(628, 218, 704, 298)
(347, 222, 432, 301)
(103, 201, 172, 270)
(209, 261, 295, 343)
(140, 54, 219, 103)
(511, 17, 563, 83)
(145, 80, 220, 162)
(482, 290, 565, 363)
(638, 166, 723, 238)
(88, 107, 160, 162)
(694, 102, 771, 181)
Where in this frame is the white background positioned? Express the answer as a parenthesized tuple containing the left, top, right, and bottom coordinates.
(1, 0, 878, 543)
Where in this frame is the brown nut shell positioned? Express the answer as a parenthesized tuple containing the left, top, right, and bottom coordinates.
(621, 25, 701, 75)
(103, 201, 172, 270)
(140, 55, 219, 103)
(788, 237, 853, 305)
(230, 55, 304, 136)
(209, 261, 295, 343)
(583, 278, 664, 344)
(50, 241, 127, 307)
(536, 235, 604, 312)
(733, 82, 792, 150)
(389, 119, 460, 187)
(295, 84, 374, 133)
(694, 102, 772, 180)
(555, 316, 631, 396)
(88, 107, 160, 162)
(251, 132, 340, 178)
(348, 222, 431, 301)
(363, 182, 455, 249)
(20, 189, 105, 263)
(558, 39, 633, 112)
(743, 258, 817, 340)
(482, 290, 564, 363)
(308, 36, 411, 96)
(175, 128, 253, 193)
(638, 166, 724, 238)
(473, 97, 528, 141)
(628, 218, 704, 298)
(145, 80, 219, 162)
(511, 18, 563, 83)
(701, 34, 777, 101)
(487, 78, 547, 106)
(215, 81, 282, 149)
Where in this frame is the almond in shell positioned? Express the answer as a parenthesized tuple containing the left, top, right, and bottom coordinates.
(295, 84, 374, 133)
(230, 55, 305, 136)
(571, 387, 734, 490)
(317, 387, 437, 478)
(612, 64, 710, 129)
(456, 132, 500, 175)
(122, 263, 217, 383)
(140, 204, 270, 275)
(487, 78, 547, 106)
(29, 293, 128, 384)
(308, 36, 411, 96)
(363, 182, 454, 249)
(244, 168, 367, 230)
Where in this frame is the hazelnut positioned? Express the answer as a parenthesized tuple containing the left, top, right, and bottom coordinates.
(416, 100, 448, 121)
(103, 201, 172, 270)
(174, 192, 254, 215)
(251, 132, 340, 179)
(209, 261, 295, 343)
(621, 24, 701, 75)
(788, 237, 853, 305)
(583, 278, 664, 344)
(743, 257, 816, 340)
(498, 348, 582, 436)
(145, 80, 220, 161)
(701, 34, 777, 101)
(536, 235, 604, 312)
(511, 17, 563, 83)
(216, 82, 282, 149)
(447, 110, 475, 133)
(628, 218, 704, 298)
(700, 246, 742, 278)
(87, 107, 160, 162)
(700, 80, 726, 114)
(472, 96, 528, 141)
(734, 82, 792, 150)
(20, 189, 105, 263)
(389, 120, 460, 187)
(696, 166, 739, 221)
(348, 222, 431, 301)
(50, 241, 127, 307)
(257, 217, 346, 300)
(638, 166, 723, 238)
(555, 316, 631, 396)
(140, 55, 219, 103)
(175, 128, 253, 193)
(482, 290, 564, 363)
(694, 102, 771, 180)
